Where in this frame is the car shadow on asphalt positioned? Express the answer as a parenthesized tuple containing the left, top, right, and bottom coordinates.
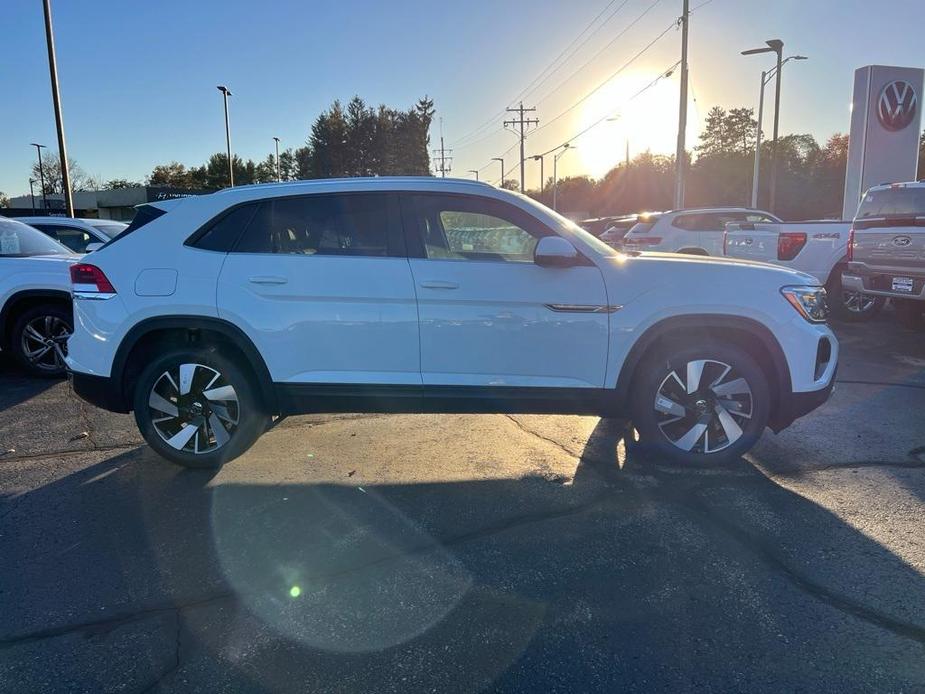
(1, 420, 925, 692)
(0, 357, 60, 411)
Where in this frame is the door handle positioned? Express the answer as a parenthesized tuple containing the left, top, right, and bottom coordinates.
(248, 276, 288, 285)
(419, 280, 459, 290)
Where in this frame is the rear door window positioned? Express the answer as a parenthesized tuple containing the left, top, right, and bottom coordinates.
(32, 224, 95, 253)
(234, 193, 402, 257)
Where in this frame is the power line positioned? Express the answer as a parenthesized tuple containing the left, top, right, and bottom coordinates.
(528, 18, 677, 141)
(532, 0, 666, 109)
(453, 0, 635, 150)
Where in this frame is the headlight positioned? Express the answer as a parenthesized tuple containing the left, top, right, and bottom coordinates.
(781, 285, 828, 323)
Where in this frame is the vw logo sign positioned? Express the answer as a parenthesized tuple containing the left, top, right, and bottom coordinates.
(878, 81, 918, 132)
(892, 235, 913, 247)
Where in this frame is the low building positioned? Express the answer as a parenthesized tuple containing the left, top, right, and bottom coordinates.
(6, 186, 209, 221)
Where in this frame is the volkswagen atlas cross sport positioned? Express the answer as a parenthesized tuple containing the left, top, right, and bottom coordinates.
(66, 178, 838, 468)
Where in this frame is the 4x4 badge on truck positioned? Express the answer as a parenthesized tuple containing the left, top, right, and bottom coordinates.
(892, 236, 912, 247)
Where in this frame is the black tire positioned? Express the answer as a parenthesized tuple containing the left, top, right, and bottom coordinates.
(629, 341, 770, 466)
(894, 299, 925, 331)
(826, 270, 884, 322)
(132, 347, 268, 468)
(10, 304, 72, 378)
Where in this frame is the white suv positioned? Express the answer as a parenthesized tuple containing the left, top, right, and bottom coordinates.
(66, 178, 838, 468)
(622, 207, 780, 255)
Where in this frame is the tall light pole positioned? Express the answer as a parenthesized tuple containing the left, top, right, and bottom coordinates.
(491, 157, 504, 185)
(468, 169, 480, 181)
(273, 136, 281, 182)
(674, 0, 690, 209)
(742, 39, 784, 212)
(217, 85, 234, 187)
(749, 55, 807, 208)
(42, 0, 73, 217)
(29, 179, 37, 213)
(30, 143, 48, 211)
(553, 144, 573, 212)
(532, 155, 545, 198)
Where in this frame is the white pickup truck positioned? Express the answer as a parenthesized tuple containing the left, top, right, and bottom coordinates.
(723, 220, 883, 321)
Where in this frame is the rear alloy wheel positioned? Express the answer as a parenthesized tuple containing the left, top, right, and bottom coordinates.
(631, 343, 770, 465)
(827, 270, 884, 322)
(133, 350, 267, 468)
(11, 305, 72, 377)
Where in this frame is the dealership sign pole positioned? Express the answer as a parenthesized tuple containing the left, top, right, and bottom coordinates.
(843, 65, 924, 220)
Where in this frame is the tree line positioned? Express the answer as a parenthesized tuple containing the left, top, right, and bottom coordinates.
(145, 95, 434, 190)
(541, 107, 925, 221)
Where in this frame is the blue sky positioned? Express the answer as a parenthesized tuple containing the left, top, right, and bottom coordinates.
(2, 0, 923, 196)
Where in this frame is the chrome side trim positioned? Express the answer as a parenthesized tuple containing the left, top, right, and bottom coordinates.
(545, 304, 623, 313)
(73, 291, 117, 301)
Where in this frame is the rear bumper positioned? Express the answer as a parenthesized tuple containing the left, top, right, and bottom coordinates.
(844, 264, 925, 301)
(70, 371, 130, 413)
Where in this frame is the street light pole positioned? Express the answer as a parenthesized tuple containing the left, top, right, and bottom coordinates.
(742, 39, 785, 212)
(29, 179, 37, 213)
(42, 0, 73, 217)
(273, 136, 281, 182)
(532, 155, 545, 198)
(468, 169, 479, 181)
(31, 143, 48, 211)
(217, 86, 234, 187)
(744, 52, 806, 209)
(553, 144, 572, 212)
(751, 70, 767, 208)
(491, 157, 504, 185)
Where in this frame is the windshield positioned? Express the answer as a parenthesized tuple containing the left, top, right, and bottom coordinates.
(857, 187, 925, 218)
(0, 217, 73, 257)
(90, 222, 128, 239)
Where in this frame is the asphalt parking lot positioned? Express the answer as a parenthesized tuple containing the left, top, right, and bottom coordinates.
(1, 313, 924, 693)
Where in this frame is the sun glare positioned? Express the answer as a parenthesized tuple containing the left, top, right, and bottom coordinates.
(572, 70, 686, 179)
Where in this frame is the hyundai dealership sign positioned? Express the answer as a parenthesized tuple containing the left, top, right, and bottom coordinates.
(843, 65, 924, 220)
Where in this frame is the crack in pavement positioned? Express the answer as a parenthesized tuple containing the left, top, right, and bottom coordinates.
(676, 483, 925, 647)
(837, 378, 925, 391)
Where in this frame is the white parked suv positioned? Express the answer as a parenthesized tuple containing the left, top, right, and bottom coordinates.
(66, 178, 838, 468)
(0, 217, 78, 376)
(621, 207, 780, 255)
(18, 216, 127, 254)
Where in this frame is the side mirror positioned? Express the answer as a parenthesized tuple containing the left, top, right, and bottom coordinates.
(534, 236, 580, 268)
(84, 242, 103, 253)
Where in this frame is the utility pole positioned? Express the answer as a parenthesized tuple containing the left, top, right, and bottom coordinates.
(273, 136, 281, 182)
(42, 0, 73, 217)
(432, 118, 453, 177)
(673, 0, 689, 209)
(504, 102, 539, 192)
(31, 143, 48, 211)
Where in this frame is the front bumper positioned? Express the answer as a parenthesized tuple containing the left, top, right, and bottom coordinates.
(769, 365, 837, 433)
(70, 371, 130, 413)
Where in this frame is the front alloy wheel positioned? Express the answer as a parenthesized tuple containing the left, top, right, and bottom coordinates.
(654, 359, 753, 454)
(21, 315, 71, 373)
(148, 363, 240, 455)
(631, 343, 770, 465)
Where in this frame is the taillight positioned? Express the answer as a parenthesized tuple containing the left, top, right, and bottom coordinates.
(847, 226, 855, 261)
(70, 263, 116, 294)
(777, 232, 807, 261)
